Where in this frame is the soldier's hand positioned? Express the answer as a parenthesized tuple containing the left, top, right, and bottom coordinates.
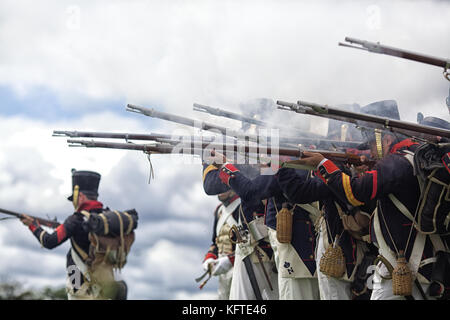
(206, 150, 229, 167)
(202, 258, 216, 272)
(20, 214, 35, 227)
(355, 155, 370, 175)
(211, 256, 232, 275)
(296, 151, 325, 168)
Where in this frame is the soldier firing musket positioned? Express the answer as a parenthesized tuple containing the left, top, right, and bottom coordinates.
(17, 169, 138, 300)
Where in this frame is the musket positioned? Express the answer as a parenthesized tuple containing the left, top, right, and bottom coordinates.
(68, 139, 176, 154)
(339, 37, 450, 80)
(193, 103, 322, 139)
(125, 103, 364, 149)
(53, 130, 219, 144)
(67, 139, 375, 167)
(0, 207, 60, 228)
(193, 103, 269, 127)
(127, 103, 234, 136)
(277, 100, 450, 142)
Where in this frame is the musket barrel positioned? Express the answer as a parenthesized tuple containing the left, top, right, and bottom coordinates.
(343, 37, 449, 69)
(127, 103, 231, 136)
(193, 103, 268, 127)
(54, 130, 220, 143)
(292, 100, 450, 140)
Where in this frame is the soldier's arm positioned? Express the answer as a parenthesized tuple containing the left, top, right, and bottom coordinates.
(277, 167, 333, 204)
(217, 163, 282, 201)
(316, 155, 412, 207)
(28, 214, 80, 249)
(202, 163, 231, 195)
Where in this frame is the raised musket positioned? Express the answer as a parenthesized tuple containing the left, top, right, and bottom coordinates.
(126, 103, 363, 149)
(0, 207, 60, 228)
(67, 139, 176, 154)
(53, 130, 218, 144)
(277, 100, 450, 142)
(339, 37, 450, 77)
(193, 103, 269, 127)
(193, 103, 321, 139)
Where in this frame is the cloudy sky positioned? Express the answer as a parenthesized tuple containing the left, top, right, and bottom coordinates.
(0, 0, 449, 299)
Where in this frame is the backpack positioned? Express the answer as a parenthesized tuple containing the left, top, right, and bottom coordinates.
(391, 142, 450, 235)
(412, 142, 450, 235)
(81, 208, 138, 269)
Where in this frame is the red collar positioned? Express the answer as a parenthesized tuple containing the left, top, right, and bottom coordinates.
(389, 138, 418, 154)
(78, 200, 103, 212)
(229, 195, 240, 204)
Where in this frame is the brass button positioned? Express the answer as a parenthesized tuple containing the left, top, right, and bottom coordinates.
(309, 255, 314, 259)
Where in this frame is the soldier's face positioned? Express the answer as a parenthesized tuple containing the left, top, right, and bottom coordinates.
(73, 192, 88, 210)
(382, 134, 395, 156)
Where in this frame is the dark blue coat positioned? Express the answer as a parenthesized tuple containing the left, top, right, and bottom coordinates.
(316, 139, 435, 280)
(208, 163, 321, 275)
(202, 163, 272, 258)
(277, 167, 367, 278)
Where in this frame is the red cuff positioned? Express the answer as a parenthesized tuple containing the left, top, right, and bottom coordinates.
(29, 224, 38, 232)
(204, 252, 217, 262)
(56, 225, 67, 243)
(321, 159, 340, 175)
(227, 254, 235, 266)
(219, 163, 239, 186)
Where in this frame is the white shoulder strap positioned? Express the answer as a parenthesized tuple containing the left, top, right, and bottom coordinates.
(297, 202, 321, 222)
(373, 208, 397, 267)
(216, 198, 241, 235)
(70, 248, 91, 282)
(388, 193, 415, 222)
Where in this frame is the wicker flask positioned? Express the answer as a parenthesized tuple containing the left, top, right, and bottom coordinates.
(392, 250, 412, 296)
(319, 235, 346, 278)
(276, 203, 293, 244)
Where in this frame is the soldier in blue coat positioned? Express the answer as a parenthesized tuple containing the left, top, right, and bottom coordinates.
(293, 103, 450, 300)
(212, 159, 326, 300)
(276, 102, 382, 300)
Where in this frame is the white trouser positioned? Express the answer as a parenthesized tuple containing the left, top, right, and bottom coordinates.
(316, 231, 352, 300)
(217, 259, 234, 300)
(279, 277, 320, 300)
(229, 241, 279, 300)
(268, 228, 320, 300)
(370, 262, 433, 300)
